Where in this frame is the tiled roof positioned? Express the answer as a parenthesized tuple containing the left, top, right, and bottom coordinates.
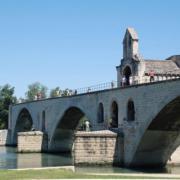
(145, 60, 180, 75)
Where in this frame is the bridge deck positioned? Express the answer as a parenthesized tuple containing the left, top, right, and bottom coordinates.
(13, 78, 180, 106)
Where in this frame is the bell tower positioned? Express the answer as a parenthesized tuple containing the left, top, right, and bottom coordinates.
(117, 28, 145, 87)
(123, 27, 139, 60)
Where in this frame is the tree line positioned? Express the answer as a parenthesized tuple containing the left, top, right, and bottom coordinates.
(0, 82, 74, 129)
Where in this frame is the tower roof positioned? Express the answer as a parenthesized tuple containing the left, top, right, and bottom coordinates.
(126, 27, 138, 40)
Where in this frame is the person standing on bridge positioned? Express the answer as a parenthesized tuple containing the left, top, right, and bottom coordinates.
(122, 76, 126, 87)
(129, 76, 133, 85)
(149, 70, 155, 82)
(74, 89, 77, 95)
(111, 81, 115, 88)
(85, 120, 90, 131)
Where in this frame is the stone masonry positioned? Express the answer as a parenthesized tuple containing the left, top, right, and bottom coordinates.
(9, 79, 180, 166)
(74, 130, 123, 165)
(0, 130, 10, 146)
(17, 131, 47, 153)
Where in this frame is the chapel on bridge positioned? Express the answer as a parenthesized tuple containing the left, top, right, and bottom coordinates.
(116, 28, 180, 86)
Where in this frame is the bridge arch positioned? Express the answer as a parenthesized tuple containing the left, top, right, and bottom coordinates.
(13, 108, 33, 145)
(131, 96, 180, 167)
(49, 106, 91, 152)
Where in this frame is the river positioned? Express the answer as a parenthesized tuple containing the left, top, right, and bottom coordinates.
(0, 146, 180, 174)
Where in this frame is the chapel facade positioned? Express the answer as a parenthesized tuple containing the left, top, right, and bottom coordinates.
(116, 28, 180, 87)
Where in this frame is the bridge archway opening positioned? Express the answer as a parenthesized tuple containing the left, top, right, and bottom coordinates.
(98, 103, 104, 123)
(13, 108, 33, 145)
(127, 100, 135, 121)
(50, 107, 91, 153)
(110, 101, 118, 128)
(123, 66, 132, 85)
(42, 110, 46, 132)
(131, 96, 180, 167)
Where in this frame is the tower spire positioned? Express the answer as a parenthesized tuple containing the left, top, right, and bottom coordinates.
(123, 27, 139, 59)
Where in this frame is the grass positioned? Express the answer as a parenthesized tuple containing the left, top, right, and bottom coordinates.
(0, 169, 178, 180)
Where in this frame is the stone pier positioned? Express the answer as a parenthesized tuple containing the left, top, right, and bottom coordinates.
(73, 130, 123, 165)
(0, 130, 11, 146)
(17, 131, 47, 153)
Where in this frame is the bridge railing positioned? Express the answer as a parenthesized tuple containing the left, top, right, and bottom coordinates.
(75, 81, 118, 94)
(17, 76, 180, 103)
(75, 75, 180, 95)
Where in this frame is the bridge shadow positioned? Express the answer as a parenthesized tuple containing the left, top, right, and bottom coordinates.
(113, 131, 124, 166)
(49, 107, 91, 153)
(12, 108, 33, 145)
(131, 96, 180, 167)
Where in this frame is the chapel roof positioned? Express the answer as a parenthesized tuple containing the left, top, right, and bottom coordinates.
(144, 59, 180, 75)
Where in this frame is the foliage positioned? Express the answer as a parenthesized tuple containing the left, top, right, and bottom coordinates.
(50, 87, 62, 98)
(76, 116, 89, 131)
(0, 84, 17, 129)
(50, 87, 74, 98)
(25, 82, 48, 101)
(61, 88, 74, 97)
(17, 97, 26, 103)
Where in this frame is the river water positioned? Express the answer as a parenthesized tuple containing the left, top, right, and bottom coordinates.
(0, 146, 180, 174)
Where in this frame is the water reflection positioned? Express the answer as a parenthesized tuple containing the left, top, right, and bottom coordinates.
(0, 146, 72, 169)
(0, 146, 180, 174)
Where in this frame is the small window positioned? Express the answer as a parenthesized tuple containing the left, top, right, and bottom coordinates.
(42, 110, 46, 132)
(98, 103, 104, 123)
(127, 100, 135, 121)
(110, 101, 118, 128)
(128, 37, 131, 47)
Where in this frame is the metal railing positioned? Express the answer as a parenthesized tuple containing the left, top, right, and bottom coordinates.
(74, 75, 180, 95)
(17, 75, 180, 103)
(75, 81, 117, 94)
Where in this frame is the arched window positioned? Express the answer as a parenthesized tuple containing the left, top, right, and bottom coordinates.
(42, 110, 46, 132)
(98, 103, 104, 123)
(110, 101, 118, 128)
(123, 66, 132, 85)
(127, 100, 135, 121)
(128, 37, 131, 47)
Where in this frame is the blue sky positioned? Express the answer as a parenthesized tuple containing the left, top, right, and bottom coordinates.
(0, 0, 180, 98)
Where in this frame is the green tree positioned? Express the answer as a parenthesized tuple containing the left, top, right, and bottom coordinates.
(0, 84, 17, 129)
(50, 87, 62, 98)
(61, 88, 73, 97)
(25, 82, 48, 101)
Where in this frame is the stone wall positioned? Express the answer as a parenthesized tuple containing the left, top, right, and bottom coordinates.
(74, 130, 123, 165)
(0, 130, 10, 146)
(168, 146, 180, 165)
(17, 131, 47, 153)
(10, 79, 180, 167)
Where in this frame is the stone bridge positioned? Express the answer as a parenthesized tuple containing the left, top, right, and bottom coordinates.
(9, 78, 180, 167)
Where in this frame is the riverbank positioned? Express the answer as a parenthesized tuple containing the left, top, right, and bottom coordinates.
(0, 168, 180, 179)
